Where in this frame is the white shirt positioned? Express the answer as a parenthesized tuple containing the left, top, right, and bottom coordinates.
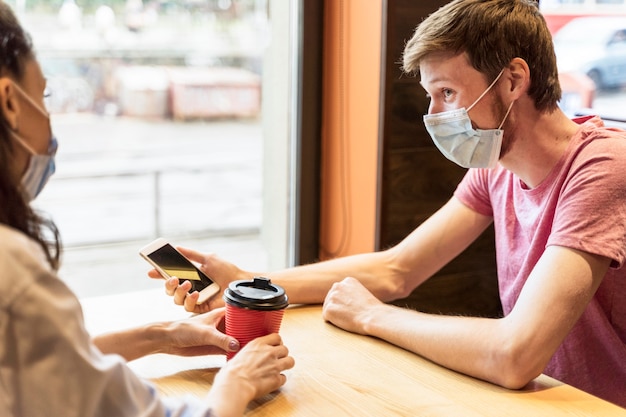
(0, 225, 212, 417)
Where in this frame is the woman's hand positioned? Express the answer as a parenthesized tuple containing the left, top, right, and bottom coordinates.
(148, 246, 255, 313)
(156, 308, 240, 356)
(93, 308, 240, 361)
(207, 334, 295, 417)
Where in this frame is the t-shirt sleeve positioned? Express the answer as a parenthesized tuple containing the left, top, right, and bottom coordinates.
(548, 137, 626, 268)
(453, 168, 494, 217)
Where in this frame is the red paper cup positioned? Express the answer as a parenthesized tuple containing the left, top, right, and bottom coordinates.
(224, 277, 288, 360)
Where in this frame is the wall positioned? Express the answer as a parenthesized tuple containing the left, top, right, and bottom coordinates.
(315, 0, 500, 317)
(318, 0, 383, 260)
(377, 0, 500, 317)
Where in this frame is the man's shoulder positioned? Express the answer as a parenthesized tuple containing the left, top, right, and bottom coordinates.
(577, 115, 626, 141)
(571, 117, 626, 161)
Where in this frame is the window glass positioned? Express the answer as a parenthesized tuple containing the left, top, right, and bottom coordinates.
(12, 0, 272, 298)
(541, 1, 626, 122)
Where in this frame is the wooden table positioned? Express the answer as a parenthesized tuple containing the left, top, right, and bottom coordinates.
(81, 288, 626, 416)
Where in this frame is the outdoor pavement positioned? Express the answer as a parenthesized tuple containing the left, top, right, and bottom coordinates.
(37, 113, 267, 299)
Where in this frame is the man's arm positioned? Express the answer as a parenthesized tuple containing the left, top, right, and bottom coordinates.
(268, 197, 494, 305)
(164, 196, 493, 312)
(323, 245, 610, 389)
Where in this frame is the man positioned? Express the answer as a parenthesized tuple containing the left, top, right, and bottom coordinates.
(160, 0, 626, 407)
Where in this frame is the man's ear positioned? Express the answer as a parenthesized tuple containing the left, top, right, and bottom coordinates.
(505, 58, 531, 100)
(0, 77, 20, 131)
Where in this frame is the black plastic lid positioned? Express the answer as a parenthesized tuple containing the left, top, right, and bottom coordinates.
(223, 277, 288, 311)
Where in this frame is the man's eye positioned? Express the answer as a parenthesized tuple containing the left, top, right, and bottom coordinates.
(442, 88, 454, 98)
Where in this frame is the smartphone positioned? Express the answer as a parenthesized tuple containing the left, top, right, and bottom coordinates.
(139, 238, 220, 305)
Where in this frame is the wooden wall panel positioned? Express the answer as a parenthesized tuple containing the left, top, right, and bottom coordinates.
(378, 0, 502, 317)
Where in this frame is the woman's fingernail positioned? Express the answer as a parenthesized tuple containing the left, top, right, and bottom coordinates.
(228, 339, 240, 352)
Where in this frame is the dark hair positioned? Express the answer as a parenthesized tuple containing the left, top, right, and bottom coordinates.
(402, 0, 561, 112)
(0, 2, 61, 270)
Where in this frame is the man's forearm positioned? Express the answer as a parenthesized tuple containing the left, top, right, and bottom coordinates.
(267, 250, 406, 305)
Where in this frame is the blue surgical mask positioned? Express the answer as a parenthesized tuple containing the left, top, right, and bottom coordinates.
(18, 135, 58, 201)
(423, 69, 513, 169)
(10, 82, 58, 201)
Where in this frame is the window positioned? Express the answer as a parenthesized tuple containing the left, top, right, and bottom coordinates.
(12, 0, 293, 298)
(541, 0, 626, 123)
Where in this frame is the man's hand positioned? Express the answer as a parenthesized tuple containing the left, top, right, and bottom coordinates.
(322, 277, 384, 335)
(149, 246, 251, 313)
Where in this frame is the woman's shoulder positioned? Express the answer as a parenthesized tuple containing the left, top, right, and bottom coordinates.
(0, 224, 48, 262)
(0, 224, 52, 307)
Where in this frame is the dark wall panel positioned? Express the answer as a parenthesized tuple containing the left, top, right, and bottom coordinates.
(378, 0, 502, 317)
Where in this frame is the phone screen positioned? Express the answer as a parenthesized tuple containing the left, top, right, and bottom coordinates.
(146, 244, 213, 292)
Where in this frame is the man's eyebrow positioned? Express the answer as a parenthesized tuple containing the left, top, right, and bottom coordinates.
(421, 75, 453, 86)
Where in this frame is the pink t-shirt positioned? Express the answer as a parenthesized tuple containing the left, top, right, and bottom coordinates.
(454, 116, 626, 407)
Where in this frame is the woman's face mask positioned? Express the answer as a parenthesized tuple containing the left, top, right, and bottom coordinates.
(10, 82, 58, 201)
(423, 69, 513, 169)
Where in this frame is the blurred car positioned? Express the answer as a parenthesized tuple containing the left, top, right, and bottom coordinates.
(553, 16, 626, 90)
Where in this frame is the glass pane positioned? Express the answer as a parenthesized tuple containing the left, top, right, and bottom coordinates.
(13, 0, 271, 298)
(542, 2, 626, 122)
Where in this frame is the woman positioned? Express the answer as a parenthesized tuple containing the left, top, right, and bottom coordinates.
(0, 3, 294, 417)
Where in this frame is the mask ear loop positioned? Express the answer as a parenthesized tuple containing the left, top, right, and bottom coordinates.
(9, 82, 53, 156)
(9, 129, 37, 156)
(498, 100, 514, 130)
(467, 69, 506, 113)
(11, 81, 49, 118)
